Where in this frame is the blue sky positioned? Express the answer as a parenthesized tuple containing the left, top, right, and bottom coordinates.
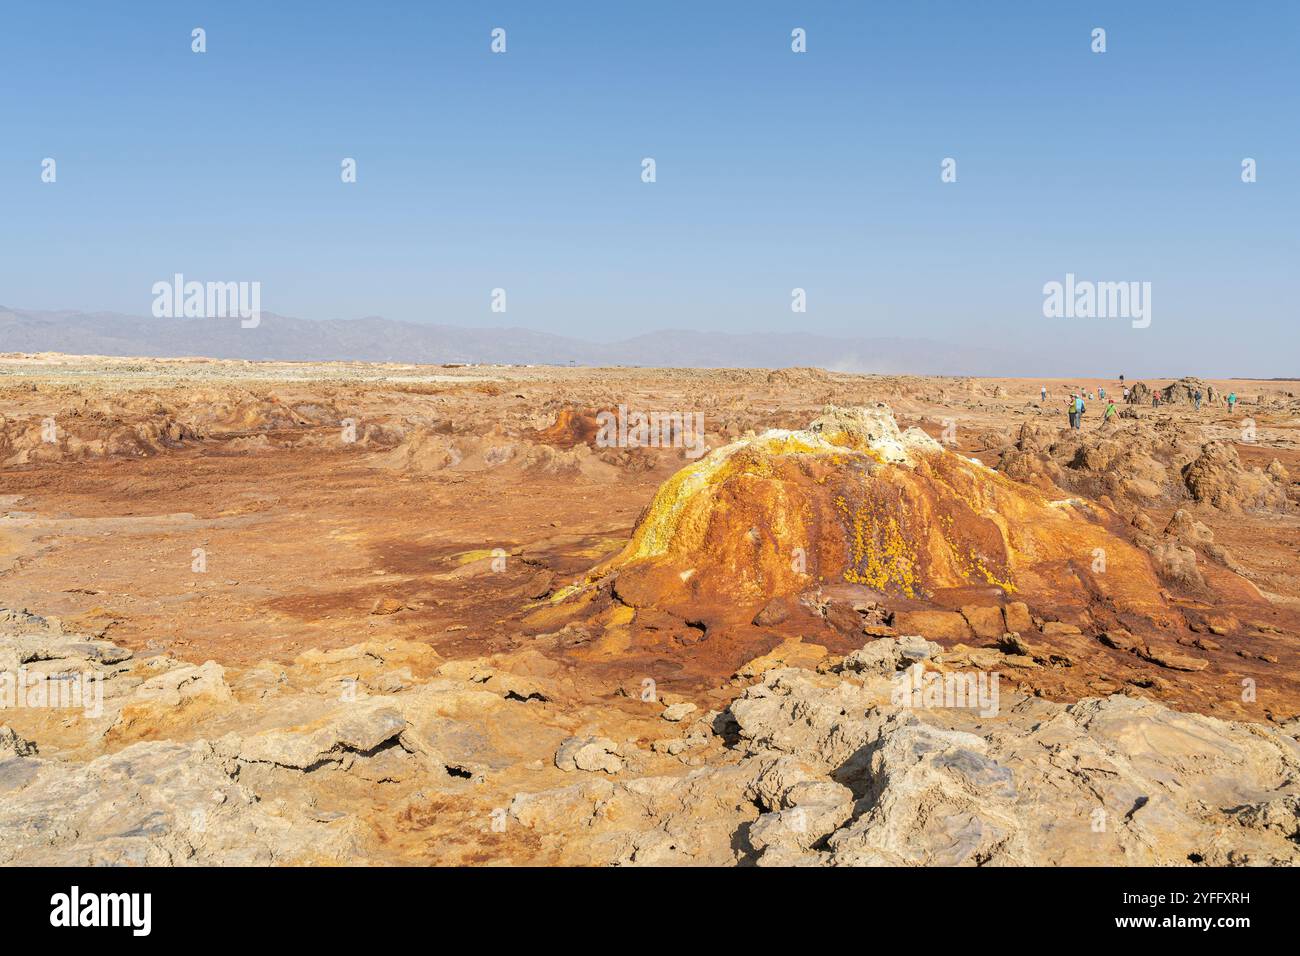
(1, 1, 1296, 374)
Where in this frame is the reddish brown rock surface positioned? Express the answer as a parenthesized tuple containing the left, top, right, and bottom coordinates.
(2, 357, 1297, 737)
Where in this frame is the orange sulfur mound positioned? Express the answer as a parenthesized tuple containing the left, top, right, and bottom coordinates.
(558, 405, 1198, 630)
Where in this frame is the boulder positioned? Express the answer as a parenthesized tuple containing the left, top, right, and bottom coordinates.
(893, 609, 973, 641)
(1159, 377, 1218, 407)
(838, 635, 942, 675)
(961, 605, 1007, 641)
(1003, 602, 1034, 634)
(555, 736, 622, 774)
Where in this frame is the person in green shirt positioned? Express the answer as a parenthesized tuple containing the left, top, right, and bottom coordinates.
(1103, 400, 1118, 423)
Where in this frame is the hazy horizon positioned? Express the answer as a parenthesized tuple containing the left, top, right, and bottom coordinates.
(3, 304, 1295, 380)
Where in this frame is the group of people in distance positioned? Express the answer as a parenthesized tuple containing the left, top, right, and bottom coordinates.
(1040, 381, 1116, 431)
(1040, 376, 1240, 431)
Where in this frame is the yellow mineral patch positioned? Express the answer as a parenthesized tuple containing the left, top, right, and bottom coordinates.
(455, 549, 498, 564)
(575, 536, 628, 559)
(522, 596, 589, 630)
(579, 627, 633, 660)
(618, 429, 853, 564)
(603, 604, 636, 628)
(837, 495, 919, 597)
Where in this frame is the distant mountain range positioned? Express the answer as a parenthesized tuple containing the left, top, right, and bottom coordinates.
(0, 305, 1029, 375)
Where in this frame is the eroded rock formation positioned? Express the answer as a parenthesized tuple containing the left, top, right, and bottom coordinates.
(5, 611, 1297, 866)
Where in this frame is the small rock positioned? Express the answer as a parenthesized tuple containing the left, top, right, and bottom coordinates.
(1139, 645, 1209, 672)
(1099, 629, 1141, 651)
(752, 597, 790, 627)
(0, 726, 37, 758)
(1164, 509, 1214, 544)
(733, 637, 828, 681)
(661, 702, 698, 722)
(370, 597, 405, 616)
(998, 633, 1034, 657)
(555, 736, 622, 774)
(823, 603, 864, 635)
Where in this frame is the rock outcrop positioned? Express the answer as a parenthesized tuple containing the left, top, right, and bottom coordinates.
(4, 609, 1299, 866)
(999, 420, 1289, 516)
(1182, 440, 1287, 512)
(1159, 377, 1218, 407)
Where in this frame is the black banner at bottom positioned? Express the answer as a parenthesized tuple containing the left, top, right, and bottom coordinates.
(0, 864, 1280, 942)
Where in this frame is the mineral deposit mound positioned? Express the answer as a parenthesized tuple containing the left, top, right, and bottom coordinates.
(542, 406, 1267, 659)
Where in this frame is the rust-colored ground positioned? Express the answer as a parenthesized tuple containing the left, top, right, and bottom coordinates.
(2, 356, 1297, 722)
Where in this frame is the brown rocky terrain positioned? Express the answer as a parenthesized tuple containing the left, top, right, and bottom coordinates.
(2, 354, 1298, 865)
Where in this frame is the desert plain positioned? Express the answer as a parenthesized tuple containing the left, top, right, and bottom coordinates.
(1, 353, 1298, 866)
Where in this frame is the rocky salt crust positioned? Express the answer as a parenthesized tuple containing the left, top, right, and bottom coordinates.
(3, 610, 1298, 866)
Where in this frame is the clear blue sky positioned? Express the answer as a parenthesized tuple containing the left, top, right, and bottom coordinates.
(2, 1, 1296, 375)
